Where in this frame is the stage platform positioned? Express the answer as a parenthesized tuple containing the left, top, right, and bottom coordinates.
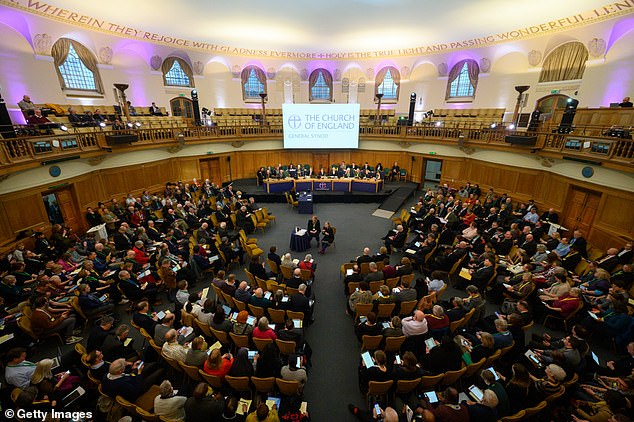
(227, 178, 418, 205)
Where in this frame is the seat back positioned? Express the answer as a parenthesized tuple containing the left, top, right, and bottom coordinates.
(355, 302, 373, 319)
(385, 277, 400, 289)
(384, 335, 406, 353)
(347, 282, 361, 295)
(377, 303, 395, 319)
(225, 375, 251, 393)
(251, 376, 275, 393)
(276, 378, 301, 396)
(420, 373, 444, 389)
(396, 378, 421, 394)
(210, 327, 230, 345)
(248, 304, 265, 318)
(253, 337, 274, 351)
(399, 300, 417, 316)
(369, 280, 384, 294)
(440, 366, 467, 387)
(361, 335, 383, 351)
(179, 361, 202, 381)
(199, 370, 223, 388)
(367, 380, 393, 395)
(275, 339, 297, 356)
(268, 308, 286, 324)
(286, 310, 304, 320)
(280, 265, 293, 280)
(230, 332, 250, 349)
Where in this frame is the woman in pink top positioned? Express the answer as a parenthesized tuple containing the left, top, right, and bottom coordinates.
(203, 349, 233, 379)
(252, 317, 277, 340)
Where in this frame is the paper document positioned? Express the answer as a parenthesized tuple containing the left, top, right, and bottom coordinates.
(459, 268, 472, 280)
(295, 229, 307, 236)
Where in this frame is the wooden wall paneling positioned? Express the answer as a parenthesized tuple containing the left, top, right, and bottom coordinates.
(74, 175, 104, 209)
(1, 193, 48, 234)
(439, 158, 463, 186)
(177, 158, 201, 182)
(100, 168, 128, 199)
(596, 193, 634, 235)
(537, 175, 568, 210)
(515, 171, 542, 199)
(0, 203, 14, 244)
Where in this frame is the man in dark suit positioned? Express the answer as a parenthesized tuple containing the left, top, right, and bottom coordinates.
(101, 358, 164, 403)
(113, 226, 132, 251)
(87, 316, 114, 353)
(596, 248, 621, 273)
(101, 325, 137, 362)
(617, 242, 633, 265)
(570, 230, 588, 258)
(267, 246, 282, 275)
(384, 225, 407, 254)
(289, 283, 313, 321)
(356, 247, 373, 266)
(431, 241, 469, 272)
(518, 233, 537, 257)
(459, 257, 494, 290)
(307, 215, 321, 247)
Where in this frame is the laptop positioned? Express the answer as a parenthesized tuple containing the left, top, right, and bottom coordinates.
(609, 103, 620, 108)
(61, 386, 86, 407)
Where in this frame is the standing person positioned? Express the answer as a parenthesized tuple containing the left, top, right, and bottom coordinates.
(319, 221, 335, 254)
(307, 215, 321, 247)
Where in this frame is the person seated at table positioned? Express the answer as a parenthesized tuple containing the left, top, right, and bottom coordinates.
(299, 254, 316, 278)
(307, 215, 321, 246)
(319, 221, 335, 254)
(288, 163, 298, 179)
(390, 162, 400, 181)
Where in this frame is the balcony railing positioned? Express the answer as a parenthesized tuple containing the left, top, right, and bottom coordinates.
(1, 122, 632, 172)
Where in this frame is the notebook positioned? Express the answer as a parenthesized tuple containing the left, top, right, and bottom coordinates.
(459, 268, 472, 280)
(236, 398, 252, 415)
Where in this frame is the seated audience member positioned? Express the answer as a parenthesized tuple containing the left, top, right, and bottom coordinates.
(184, 383, 225, 422)
(280, 353, 308, 392)
(86, 350, 109, 380)
(427, 387, 470, 422)
(210, 305, 233, 333)
(101, 358, 163, 402)
(132, 301, 159, 337)
(541, 287, 582, 319)
(253, 316, 277, 340)
(496, 363, 540, 414)
(348, 281, 372, 315)
(234, 281, 252, 304)
(162, 329, 189, 361)
(355, 311, 382, 341)
(401, 310, 428, 337)
(87, 315, 115, 352)
(383, 225, 407, 254)
(481, 369, 510, 417)
(374, 314, 401, 337)
(247, 403, 279, 422)
(185, 336, 209, 368)
(491, 318, 514, 349)
(228, 348, 255, 378)
(530, 363, 566, 397)
(425, 305, 450, 338)
(446, 297, 466, 321)
(77, 283, 114, 317)
(203, 349, 233, 380)
(423, 335, 463, 375)
(250, 287, 273, 309)
(5, 348, 37, 389)
(30, 358, 81, 403)
(154, 380, 187, 421)
(232, 310, 254, 336)
(466, 389, 499, 422)
(31, 296, 82, 345)
(307, 215, 321, 246)
(359, 349, 392, 394)
(102, 324, 137, 361)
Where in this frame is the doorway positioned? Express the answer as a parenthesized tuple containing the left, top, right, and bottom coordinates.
(41, 187, 82, 232)
(423, 159, 442, 189)
(200, 157, 222, 186)
(562, 186, 601, 234)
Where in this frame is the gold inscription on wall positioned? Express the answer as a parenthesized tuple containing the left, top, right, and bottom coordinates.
(2, 0, 633, 58)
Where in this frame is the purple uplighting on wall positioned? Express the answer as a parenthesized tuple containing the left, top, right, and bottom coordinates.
(606, 17, 634, 52)
(0, 8, 33, 46)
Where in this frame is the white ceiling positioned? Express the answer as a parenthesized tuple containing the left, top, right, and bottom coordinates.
(51, 0, 613, 53)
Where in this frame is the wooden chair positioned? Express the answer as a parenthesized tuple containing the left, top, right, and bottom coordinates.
(340, 262, 355, 279)
(244, 269, 257, 289)
(367, 380, 393, 408)
(268, 308, 286, 324)
(162, 354, 183, 374)
(275, 339, 297, 356)
(499, 341, 515, 358)
(462, 308, 477, 328)
(417, 292, 436, 311)
(266, 279, 282, 293)
(230, 332, 250, 350)
(563, 373, 579, 390)
(180, 309, 195, 328)
(545, 386, 565, 404)
(251, 376, 276, 395)
(396, 378, 421, 395)
(250, 214, 267, 233)
(355, 302, 374, 319)
(484, 349, 502, 367)
(361, 335, 383, 352)
(256, 277, 269, 291)
(179, 361, 202, 382)
(195, 319, 214, 339)
(286, 310, 304, 321)
(248, 304, 265, 318)
(276, 378, 301, 396)
(523, 401, 547, 418)
(136, 408, 161, 422)
(462, 358, 486, 379)
(439, 366, 467, 388)
(210, 327, 230, 346)
(225, 375, 252, 399)
(116, 395, 138, 417)
(199, 370, 224, 389)
(262, 207, 276, 224)
(384, 336, 406, 353)
(369, 280, 384, 294)
(449, 317, 465, 333)
(233, 299, 247, 312)
(399, 300, 417, 317)
(17, 315, 64, 345)
(285, 286, 300, 296)
(420, 373, 444, 390)
(400, 274, 414, 285)
(499, 410, 526, 422)
(253, 337, 274, 351)
(360, 262, 371, 275)
(347, 282, 361, 295)
(385, 277, 399, 289)
(543, 301, 584, 333)
(280, 265, 294, 281)
(377, 303, 395, 319)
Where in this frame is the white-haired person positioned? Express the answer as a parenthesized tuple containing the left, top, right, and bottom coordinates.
(154, 379, 187, 421)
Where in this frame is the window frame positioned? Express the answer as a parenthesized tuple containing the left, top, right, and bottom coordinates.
(241, 65, 267, 103)
(309, 68, 333, 103)
(164, 59, 192, 87)
(445, 59, 478, 103)
(375, 66, 400, 103)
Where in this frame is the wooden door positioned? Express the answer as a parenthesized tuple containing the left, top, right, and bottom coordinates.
(313, 153, 330, 171)
(55, 188, 82, 232)
(562, 186, 601, 234)
(200, 158, 222, 186)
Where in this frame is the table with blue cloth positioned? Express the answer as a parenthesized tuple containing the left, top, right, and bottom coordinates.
(264, 179, 295, 193)
(290, 229, 310, 252)
(298, 192, 313, 214)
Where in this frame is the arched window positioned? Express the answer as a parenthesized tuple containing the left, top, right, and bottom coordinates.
(241, 66, 267, 101)
(375, 67, 400, 102)
(445, 59, 479, 101)
(162, 57, 194, 87)
(539, 42, 588, 83)
(309, 69, 333, 102)
(51, 38, 103, 93)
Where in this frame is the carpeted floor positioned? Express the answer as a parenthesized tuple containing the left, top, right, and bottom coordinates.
(28, 189, 618, 421)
